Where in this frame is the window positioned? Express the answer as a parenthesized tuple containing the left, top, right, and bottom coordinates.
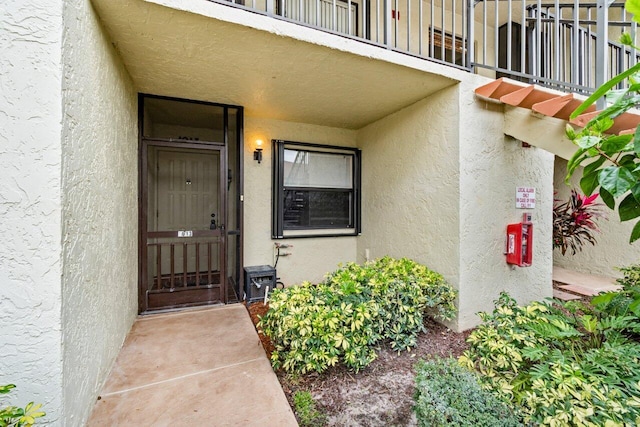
(429, 28, 467, 67)
(272, 140, 361, 238)
(281, 0, 361, 38)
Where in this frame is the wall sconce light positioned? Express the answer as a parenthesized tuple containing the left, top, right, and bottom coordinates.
(254, 139, 263, 164)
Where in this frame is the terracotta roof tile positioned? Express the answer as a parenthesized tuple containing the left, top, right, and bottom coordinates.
(474, 77, 639, 135)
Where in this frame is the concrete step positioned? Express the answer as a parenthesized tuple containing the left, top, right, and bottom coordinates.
(553, 289, 582, 301)
(553, 266, 621, 297)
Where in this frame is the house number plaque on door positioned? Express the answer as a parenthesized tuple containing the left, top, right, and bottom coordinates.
(177, 230, 193, 237)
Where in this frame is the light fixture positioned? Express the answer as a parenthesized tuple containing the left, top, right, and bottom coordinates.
(254, 139, 263, 164)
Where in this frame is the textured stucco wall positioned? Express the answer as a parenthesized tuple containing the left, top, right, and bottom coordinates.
(457, 76, 555, 331)
(0, 0, 64, 422)
(357, 77, 555, 332)
(553, 158, 640, 277)
(356, 86, 462, 307)
(244, 117, 358, 285)
(61, 1, 138, 425)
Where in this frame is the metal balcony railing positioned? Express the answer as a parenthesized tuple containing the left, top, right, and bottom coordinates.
(215, 0, 639, 94)
(219, 0, 474, 70)
(473, 0, 639, 95)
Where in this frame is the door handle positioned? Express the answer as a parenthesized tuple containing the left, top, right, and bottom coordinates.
(210, 213, 217, 230)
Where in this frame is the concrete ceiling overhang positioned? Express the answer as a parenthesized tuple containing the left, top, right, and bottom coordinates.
(91, 0, 460, 129)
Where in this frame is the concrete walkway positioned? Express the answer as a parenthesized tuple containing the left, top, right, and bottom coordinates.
(553, 266, 622, 298)
(87, 305, 298, 426)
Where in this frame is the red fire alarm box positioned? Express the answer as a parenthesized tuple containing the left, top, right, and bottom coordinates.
(506, 214, 533, 267)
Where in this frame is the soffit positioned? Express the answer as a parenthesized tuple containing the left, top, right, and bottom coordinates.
(91, 0, 457, 129)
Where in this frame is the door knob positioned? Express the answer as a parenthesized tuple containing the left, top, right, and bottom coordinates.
(210, 213, 217, 230)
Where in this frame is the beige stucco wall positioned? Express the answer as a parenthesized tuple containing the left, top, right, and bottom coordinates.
(60, 1, 138, 425)
(356, 85, 461, 290)
(244, 117, 358, 286)
(1, 1, 65, 421)
(554, 158, 640, 277)
(457, 75, 555, 331)
(357, 76, 554, 332)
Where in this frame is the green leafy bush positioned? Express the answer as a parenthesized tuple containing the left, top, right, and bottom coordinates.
(590, 264, 640, 318)
(260, 257, 457, 374)
(553, 190, 603, 255)
(0, 385, 45, 427)
(414, 358, 522, 427)
(292, 391, 326, 427)
(618, 263, 640, 288)
(564, 2, 640, 244)
(460, 293, 640, 426)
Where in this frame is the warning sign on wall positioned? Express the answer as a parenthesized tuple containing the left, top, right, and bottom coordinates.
(516, 187, 536, 209)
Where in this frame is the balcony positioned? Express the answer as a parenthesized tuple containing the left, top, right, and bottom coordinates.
(220, 0, 640, 94)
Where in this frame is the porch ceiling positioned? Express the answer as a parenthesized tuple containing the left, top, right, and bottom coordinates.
(91, 0, 457, 130)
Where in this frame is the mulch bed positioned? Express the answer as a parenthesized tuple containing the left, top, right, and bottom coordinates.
(245, 302, 471, 426)
(246, 302, 275, 358)
(245, 284, 601, 425)
(245, 285, 595, 425)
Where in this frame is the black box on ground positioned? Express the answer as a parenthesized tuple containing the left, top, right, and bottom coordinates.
(243, 265, 276, 304)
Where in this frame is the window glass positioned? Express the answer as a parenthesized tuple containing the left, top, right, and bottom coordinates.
(283, 149, 353, 189)
(142, 97, 224, 142)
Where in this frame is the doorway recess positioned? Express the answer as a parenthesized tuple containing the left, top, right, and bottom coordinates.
(138, 94, 243, 313)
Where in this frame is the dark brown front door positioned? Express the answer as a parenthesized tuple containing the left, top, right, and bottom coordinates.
(140, 142, 227, 312)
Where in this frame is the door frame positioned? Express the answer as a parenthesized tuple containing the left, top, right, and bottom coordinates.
(137, 94, 244, 314)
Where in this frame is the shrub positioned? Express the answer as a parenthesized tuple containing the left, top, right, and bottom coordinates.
(564, 18, 640, 244)
(414, 358, 522, 427)
(292, 391, 326, 427)
(260, 257, 457, 374)
(460, 293, 640, 426)
(617, 263, 640, 288)
(589, 264, 640, 318)
(0, 385, 45, 427)
(553, 189, 604, 255)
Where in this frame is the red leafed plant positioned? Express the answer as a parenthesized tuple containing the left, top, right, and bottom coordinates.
(553, 190, 604, 255)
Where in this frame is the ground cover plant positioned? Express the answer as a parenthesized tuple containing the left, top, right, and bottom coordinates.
(414, 357, 522, 427)
(292, 390, 326, 427)
(0, 385, 45, 427)
(259, 257, 457, 374)
(460, 285, 640, 426)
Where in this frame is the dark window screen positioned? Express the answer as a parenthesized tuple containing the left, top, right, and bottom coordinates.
(284, 190, 352, 228)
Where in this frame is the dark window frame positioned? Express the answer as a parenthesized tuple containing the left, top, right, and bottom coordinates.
(272, 139, 361, 239)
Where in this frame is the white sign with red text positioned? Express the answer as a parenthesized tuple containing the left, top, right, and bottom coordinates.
(516, 187, 536, 209)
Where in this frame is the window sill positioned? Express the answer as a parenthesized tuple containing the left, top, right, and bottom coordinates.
(273, 229, 359, 239)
